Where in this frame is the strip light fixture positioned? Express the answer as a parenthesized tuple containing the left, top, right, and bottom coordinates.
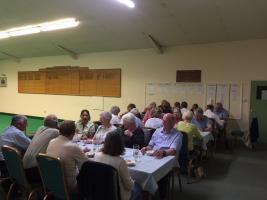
(117, 0, 135, 8)
(0, 18, 79, 39)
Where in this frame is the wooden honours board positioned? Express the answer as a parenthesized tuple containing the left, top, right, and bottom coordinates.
(18, 67, 121, 97)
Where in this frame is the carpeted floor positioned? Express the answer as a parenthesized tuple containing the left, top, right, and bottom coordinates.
(171, 142, 267, 200)
(1, 142, 267, 200)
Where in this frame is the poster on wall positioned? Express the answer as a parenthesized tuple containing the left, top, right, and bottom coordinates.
(206, 84, 216, 105)
(0, 77, 7, 87)
(216, 83, 230, 111)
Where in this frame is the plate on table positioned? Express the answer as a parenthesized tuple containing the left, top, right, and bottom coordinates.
(146, 150, 155, 156)
(125, 159, 136, 167)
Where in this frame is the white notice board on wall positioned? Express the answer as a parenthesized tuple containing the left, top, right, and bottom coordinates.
(145, 83, 205, 110)
(216, 83, 230, 111)
(229, 83, 242, 119)
(145, 82, 242, 119)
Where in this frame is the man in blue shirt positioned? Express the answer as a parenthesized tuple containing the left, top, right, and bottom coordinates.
(141, 113, 182, 157)
(141, 113, 182, 199)
(215, 102, 229, 120)
(192, 108, 213, 132)
(0, 115, 31, 177)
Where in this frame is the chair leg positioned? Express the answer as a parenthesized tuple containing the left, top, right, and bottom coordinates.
(6, 182, 16, 200)
(187, 160, 193, 184)
(178, 173, 183, 192)
(28, 187, 43, 200)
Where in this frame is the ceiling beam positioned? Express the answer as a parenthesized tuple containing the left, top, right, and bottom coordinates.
(145, 33, 164, 54)
(56, 44, 79, 60)
(0, 51, 20, 63)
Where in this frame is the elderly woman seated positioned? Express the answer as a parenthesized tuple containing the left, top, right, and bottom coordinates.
(94, 131, 142, 200)
(177, 110, 203, 152)
(122, 113, 145, 149)
(92, 111, 117, 144)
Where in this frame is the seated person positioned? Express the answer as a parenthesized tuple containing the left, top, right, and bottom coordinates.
(142, 102, 157, 124)
(145, 107, 163, 129)
(94, 131, 142, 200)
(190, 103, 199, 113)
(173, 101, 180, 109)
(180, 101, 189, 114)
(141, 113, 182, 157)
(92, 111, 117, 143)
(141, 113, 182, 199)
(75, 109, 95, 139)
(177, 111, 202, 152)
(110, 106, 121, 125)
(46, 120, 88, 192)
(0, 115, 30, 177)
(173, 107, 182, 126)
(204, 104, 225, 128)
(122, 113, 145, 149)
(120, 103, 136, 118)
(214, 102, 229, 120)
(192, 108, 213, 132)
(23, 114, 59, 183)
(160, 99, 172, 114)
(130, 108, 143, 127)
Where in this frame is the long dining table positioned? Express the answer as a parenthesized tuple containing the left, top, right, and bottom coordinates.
(77, 141, 179, 194)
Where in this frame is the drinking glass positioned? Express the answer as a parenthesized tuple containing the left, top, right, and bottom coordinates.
(133, 144, 140, 162)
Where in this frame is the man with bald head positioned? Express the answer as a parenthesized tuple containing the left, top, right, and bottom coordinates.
(0, 115, 30, 177)
(141, 113, 182, 157)
(141, 113, 182, 199)
(23, 114, 59, 182)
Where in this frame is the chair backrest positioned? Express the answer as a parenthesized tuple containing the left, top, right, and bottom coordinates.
(77, 160, 121, 200)
(179, 131, 189, 156)
(142, 127, 156, 146)
(36, 153, 69, 200)
(1, 145, 30, 189)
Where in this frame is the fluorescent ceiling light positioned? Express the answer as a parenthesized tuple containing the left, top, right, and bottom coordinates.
(40, 18, 79, 31)
(0, 32, 10, 39)
(0, 18, 79, 39)
(9, 26, 40, 36)
(117, 0, 135, 8)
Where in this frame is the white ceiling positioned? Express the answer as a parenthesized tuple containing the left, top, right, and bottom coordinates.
(0, 0, 267, 60)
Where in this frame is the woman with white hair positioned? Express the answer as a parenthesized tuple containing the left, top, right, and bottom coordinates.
(177, 111, 202, 151)
(122, 113, 145, 149)
(92, 111, 117, 143)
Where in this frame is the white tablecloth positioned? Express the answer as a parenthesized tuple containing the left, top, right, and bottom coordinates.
(77, 142, 178, 194)
(199, 131, 214, 150)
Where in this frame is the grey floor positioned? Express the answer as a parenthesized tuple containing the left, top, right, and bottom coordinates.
(171, 142, 267, 200)
(1, 142, 267, 200)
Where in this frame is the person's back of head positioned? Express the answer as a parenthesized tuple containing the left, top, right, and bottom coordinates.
(122, 113, 136, 127)
(44, 114, 58, 129)
(151, 107, 162, 118)
(182, 110, 193, 122)
(191, 104, 199, 112)
(127, 103, 136, 112)
(173, 101, 180, 108)
(59, 120, 76, 138)
(181, 101, 188, 109)
(215, 102, 223, 111)
(11, 115, 27, 131)
(110, 106, 120, 115)
(206, 104, 214, 111)
(102, 131, 125, 156)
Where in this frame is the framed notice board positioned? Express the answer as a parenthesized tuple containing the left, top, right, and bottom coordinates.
(18, 67, 121, 97)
